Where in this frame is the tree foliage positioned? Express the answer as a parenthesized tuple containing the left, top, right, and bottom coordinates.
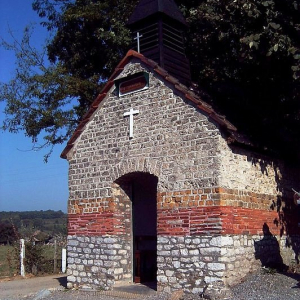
(0, 0, 299, 161)
(0, 210, 67, 238)
(0, 223, 18, 245)
(0, 0, 137, 160)
(1, 26, 77, 160)
(181, 0, 300, 161)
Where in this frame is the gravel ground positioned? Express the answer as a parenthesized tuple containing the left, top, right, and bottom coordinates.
(225, 269, 300, 300)
(2, 268, 300, 300)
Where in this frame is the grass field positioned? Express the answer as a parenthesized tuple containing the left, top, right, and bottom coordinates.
(0, 245, 17, 278)
(0, 244, 64, 278)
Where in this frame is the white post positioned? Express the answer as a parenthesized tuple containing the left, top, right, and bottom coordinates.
(20, 239, 25, 277)
(62, 248, 67, 273)
(54, 238, 57, 273)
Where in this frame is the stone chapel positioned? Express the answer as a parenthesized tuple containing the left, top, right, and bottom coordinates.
(61, 0, 300, 295)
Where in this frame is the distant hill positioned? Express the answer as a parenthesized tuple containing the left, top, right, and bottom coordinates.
(0, 210, 67, 242)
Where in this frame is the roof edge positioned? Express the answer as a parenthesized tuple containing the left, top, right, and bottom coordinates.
(61, 50, 237, 159)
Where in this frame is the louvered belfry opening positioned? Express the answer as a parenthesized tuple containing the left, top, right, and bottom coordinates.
(127, 0, 191, 87)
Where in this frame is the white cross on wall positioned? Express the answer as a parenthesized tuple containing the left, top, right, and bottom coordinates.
(134, 32, 143, 53)
(123, 108, 139, 138)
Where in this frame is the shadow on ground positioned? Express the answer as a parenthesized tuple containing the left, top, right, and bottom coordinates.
(55, 276, 67, 288)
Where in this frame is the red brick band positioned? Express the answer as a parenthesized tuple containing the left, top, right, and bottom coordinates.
(158, 206, 283, 236)
(68, 206, 297, 236)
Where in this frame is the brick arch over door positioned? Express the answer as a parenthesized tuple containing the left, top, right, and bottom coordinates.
(110, 159, 161, 186)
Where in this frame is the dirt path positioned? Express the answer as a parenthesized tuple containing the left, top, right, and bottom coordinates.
(0, 274, 66, 299)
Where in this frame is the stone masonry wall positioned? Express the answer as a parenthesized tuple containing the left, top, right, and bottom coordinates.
(157, 234, 300, 294)
(67, 235, 132, 289)
(218, 140, 299, 196)
(66, 61, 223, 290)
(67, 60, 222, 198)
(65, 60, 300, 292)
(66, 232, 300, 292)
(157, 236, 224, 294)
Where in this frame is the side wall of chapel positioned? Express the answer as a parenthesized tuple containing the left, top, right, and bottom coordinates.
(217, 138, 300, 286)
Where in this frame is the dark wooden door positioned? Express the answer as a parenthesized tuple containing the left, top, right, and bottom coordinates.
(134, 236, 157, 283)
(131, 175, 158, 283)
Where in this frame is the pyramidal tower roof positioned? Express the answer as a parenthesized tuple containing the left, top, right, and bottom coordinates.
(127, 0, 187, 26)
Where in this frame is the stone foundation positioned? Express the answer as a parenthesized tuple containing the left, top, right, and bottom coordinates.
(157, 236, 224, 294)
(66, 233, 300, 292)
(67, 235, 132, 289)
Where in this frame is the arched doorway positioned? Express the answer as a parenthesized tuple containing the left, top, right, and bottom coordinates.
(115, 172, 158, 283)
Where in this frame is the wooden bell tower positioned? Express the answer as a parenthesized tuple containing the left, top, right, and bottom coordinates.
(127, 0, 191, 87)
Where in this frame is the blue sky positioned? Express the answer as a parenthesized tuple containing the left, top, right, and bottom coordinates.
(0, 0, 69, 212)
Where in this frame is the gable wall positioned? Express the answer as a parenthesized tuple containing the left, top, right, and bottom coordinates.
(66, 61, 226, 290)
(69, 64, 221, 195)
(67, 60, 224, 220)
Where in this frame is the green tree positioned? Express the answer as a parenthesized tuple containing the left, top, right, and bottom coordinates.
(181, 0, 300, 161)
(0, 223, 18, 245)
(0, 26, 77, 160)
(0, 0, 137, 160)
(1, 0, 299, 161)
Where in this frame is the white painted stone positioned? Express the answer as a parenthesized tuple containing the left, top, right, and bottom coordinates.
(233, 240, 241, 247)
(204, 276, 219, 283)
(193, 261, 205, 268)
(173, 261, 181, 268)
(78, 265, 84, 271)
(114, 268, 123, 275)
(210, 236, 222, 246)
(168, 277, 177, 283)
(68, 240, 79, 246)
(158, 237, 169, 244)
(157, 275, 168, 283)
(200, 247, 220, 255)
(180, 249, 189, 256)
(192, 238, 201, 245)
(207, 263, 225, 271)
(104, 237, 118, 243)
(192, 288, 203, 294)
(91, 266, 99, 272)
(189, 249, 200, 255)
(221, 236, 234, 246)
(171, 249, 180, 256)
(67, 282, 73, 289)
(67, 275, 76, 282)
(166, 270, 174, 277)
(94, 260, 103, 266)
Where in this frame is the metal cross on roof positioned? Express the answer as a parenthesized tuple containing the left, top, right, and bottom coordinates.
(134, 32, 143, 53)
